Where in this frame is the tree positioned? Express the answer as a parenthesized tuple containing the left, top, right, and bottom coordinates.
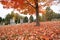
(39, 15, 44, 21)
(14, 13, 20, 24)
(5, 14, 11, 25)
(29, 15, 34, 23)
(41, 14, 47, 21)
(45, 7, 54, 21)
(0, 17, 2, 24)
(10, 11, 15, 19)
(56, 14, 60, 19)
(2, 18, 5, 22)
(23, 16, 28, 23)
(0, 0, 54, 26)
(45, 7, 60, 21)
(2, 18, 5, 25)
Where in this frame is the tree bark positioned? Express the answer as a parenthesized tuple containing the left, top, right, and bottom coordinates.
(26, 0, 40, 26)
(35, 0, 40, 26)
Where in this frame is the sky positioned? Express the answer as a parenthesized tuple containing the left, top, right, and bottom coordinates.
(0, 3, 13, 18)
(50, 3, 60, 13)
(0, 0, 60, 18)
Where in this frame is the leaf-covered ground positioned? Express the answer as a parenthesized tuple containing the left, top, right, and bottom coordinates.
(0, 21, 60, 40)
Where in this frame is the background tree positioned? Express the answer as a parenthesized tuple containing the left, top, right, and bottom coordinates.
(29, 15, 34, 23)
(10, 11, 15, 19)
(5, 14, 11, 25)
(23, 16, 28, 23)
(2, 18, 5, 25)
(45, 7, 55, 21)
(0, 0, 54, 26)
(38, 15, 45, 22)
(2, 18, 5, 22)
(45, 7, 60, 21)
(0, 17, 2, 25)
(20, 15, 24, 24)
(14, 13, 20, 24)
(56, 14, 60, 19)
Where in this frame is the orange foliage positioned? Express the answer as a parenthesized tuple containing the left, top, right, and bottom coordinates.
(40, 9, 46, 14)
(0, 0, 54, 14)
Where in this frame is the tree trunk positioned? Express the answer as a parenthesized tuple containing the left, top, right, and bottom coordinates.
(35, 0, 40, 26)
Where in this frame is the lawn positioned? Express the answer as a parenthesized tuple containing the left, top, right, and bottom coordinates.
(0, 21, 60, 40)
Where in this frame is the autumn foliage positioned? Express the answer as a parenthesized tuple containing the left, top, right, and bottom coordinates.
(0, 0, 54, 14)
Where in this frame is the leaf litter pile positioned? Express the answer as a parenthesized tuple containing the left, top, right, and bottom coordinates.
(0, 21, 60, 40)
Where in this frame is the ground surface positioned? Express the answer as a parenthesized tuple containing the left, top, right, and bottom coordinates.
(0, 21, 60, 40)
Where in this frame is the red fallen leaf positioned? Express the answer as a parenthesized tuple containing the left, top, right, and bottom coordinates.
(40, 35, 50, 40)
(18, 30, 23, 35)
(0, 21, 60, 39)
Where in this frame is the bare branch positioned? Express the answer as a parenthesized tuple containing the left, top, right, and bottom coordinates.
(25, 0, 35, 9)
